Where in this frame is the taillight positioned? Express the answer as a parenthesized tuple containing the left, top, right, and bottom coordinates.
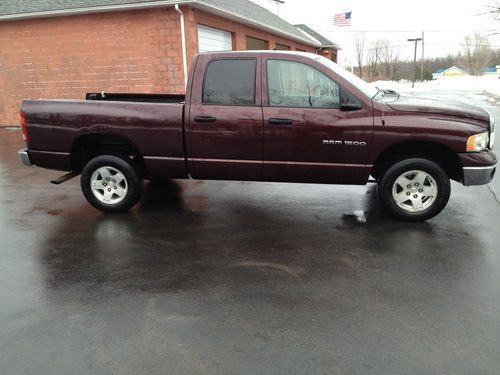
(20, 111, 28, 142)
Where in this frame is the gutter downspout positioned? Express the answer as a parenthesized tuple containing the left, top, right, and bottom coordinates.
(175, 4, 188, 89)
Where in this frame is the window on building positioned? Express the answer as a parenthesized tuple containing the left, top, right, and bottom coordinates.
(275, 43, 290, 51)
(246, 36, 268, 50)
(295, 48, 306, 52)
(267, 59, 340, 108)
(198, 25, 233, 52)
(203, 59, 256, 105)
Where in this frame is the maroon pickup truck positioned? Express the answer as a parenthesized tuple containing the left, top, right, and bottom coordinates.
(18, 51, 496, 221)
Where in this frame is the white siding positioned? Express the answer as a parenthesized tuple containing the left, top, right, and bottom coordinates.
(198, 25, 232, 53)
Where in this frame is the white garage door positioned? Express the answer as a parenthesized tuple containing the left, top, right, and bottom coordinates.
(198, 25, 232, 53)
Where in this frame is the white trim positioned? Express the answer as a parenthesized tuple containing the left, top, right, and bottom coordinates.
(296, 28, 321, 46)
(296, 27, 341, 50)
(175, 4, 188, 89)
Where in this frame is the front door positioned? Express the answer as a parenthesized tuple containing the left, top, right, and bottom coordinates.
(262, 57, 373, 184)
(186, 54, 263, 180)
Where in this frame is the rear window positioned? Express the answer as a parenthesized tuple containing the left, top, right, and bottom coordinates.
(203, 59, 256, 105)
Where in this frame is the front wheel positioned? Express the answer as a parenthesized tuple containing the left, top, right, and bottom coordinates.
(377, 158, 451, 221)
(81, 155, 143, 213)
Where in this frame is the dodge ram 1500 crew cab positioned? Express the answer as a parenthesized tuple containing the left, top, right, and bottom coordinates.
(18, 51, 496, 221)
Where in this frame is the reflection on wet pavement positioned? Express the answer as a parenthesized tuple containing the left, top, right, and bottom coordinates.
(0, 125, 499, 374)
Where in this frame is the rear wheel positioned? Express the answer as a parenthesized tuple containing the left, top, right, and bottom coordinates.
(377, 158, 451, 221)
(81, 155, 143, 213)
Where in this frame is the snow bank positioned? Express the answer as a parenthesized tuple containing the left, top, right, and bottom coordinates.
(371, 75, 500, 96)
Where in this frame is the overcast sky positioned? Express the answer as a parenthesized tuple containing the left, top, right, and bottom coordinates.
(251, 0, 499, 66)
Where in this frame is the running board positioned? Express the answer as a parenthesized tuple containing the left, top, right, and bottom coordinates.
(51, 171, 79, 185)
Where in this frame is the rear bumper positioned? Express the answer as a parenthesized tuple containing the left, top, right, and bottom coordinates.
(18, 148, 32, 167)
(459, 150, 496, 186)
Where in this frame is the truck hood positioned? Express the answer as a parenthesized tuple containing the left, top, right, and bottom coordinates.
(386, 95, 490, 123)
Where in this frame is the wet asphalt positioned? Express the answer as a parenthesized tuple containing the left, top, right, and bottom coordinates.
(0, 92, 499, 375)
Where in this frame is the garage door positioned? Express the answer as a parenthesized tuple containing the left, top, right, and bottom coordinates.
(198, 25, 232, 53)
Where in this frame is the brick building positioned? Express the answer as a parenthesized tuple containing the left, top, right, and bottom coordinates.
(0, 0, 340, 126)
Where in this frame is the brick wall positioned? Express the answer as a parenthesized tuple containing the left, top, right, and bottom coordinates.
(0, 6, 325, 126)
(0, 8, 184, 126)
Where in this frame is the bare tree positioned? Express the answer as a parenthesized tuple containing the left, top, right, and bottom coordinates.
(380, 40, 400, 80)
(354, 33, 365, 78)
(461, 33, 492, 75)
(366, 40, 383, 81)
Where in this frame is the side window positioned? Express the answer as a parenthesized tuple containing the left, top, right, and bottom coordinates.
(203, 59, 256, 105)
(267, 59, 340, 108)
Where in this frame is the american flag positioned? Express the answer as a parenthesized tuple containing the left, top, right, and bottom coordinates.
(333, 11, 352, 26)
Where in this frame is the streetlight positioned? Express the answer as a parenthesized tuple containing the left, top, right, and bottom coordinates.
(408, 37, 422, 88)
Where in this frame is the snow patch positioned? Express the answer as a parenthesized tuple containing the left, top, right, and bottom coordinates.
(371, 75, 500, 96)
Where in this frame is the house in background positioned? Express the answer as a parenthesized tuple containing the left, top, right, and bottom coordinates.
(432, 66, 469, 79)
(432, 65, 500, 79)
(0, 0, 340, 126)
(481, 66, 500, 77)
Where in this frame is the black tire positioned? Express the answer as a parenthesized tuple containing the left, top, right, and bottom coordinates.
(377, 158, 451, 221)
(81, 154, 143, 213)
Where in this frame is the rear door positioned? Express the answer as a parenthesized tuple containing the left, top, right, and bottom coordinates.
(262, 55, 373, 184)
(186, 53, 263, 180)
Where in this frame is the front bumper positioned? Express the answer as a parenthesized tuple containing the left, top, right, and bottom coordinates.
(18, 148, 32, 167)
(463, 164, 496, 186)
(459, 150, 496, 186)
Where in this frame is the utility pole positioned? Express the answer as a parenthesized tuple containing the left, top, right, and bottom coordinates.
(420, 31, 425, 82)
(408, 37, 422, 88)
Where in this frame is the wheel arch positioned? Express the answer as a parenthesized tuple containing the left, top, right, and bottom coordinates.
(70, 133, 145, 175)
(371, 141, 462, 182)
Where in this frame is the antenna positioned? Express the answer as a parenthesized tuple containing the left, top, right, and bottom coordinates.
(270, 0, 285, 16)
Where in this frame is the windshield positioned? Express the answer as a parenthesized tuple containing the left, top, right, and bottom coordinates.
(313, 55, 378, 99)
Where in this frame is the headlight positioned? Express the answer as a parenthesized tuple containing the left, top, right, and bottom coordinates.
(466, 132, 489, 152)
(489, 114, 495, 149)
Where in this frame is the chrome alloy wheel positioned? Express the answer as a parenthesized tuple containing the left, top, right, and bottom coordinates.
(90, 166, 128, 205)
(391, 170, 438, 213)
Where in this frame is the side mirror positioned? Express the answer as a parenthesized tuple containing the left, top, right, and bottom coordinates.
(340, 102, 363, 112)
(339, 87, 363, 111)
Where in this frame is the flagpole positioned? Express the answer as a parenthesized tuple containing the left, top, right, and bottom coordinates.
(332, 11, 353, 69)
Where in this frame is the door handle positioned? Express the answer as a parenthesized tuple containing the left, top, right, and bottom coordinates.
(194, 115, 216, 123)
(268, 118, 293, 125)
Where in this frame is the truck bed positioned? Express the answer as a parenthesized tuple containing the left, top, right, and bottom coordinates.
(21, 98, 187, 179)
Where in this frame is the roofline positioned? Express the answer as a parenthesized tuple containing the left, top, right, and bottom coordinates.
(295, 24, 342, 50)
(0, 0, 189, 21)
(0, 0, 321, 47)
(296, 28, 321, 46)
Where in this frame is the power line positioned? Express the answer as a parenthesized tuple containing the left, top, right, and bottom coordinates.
(359, 40, 500, 50)
(320, 29, 500, 33)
